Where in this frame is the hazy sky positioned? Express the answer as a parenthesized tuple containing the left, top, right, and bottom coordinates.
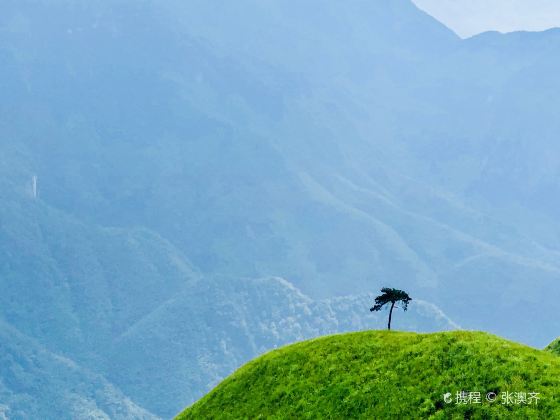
(413, 0, 560, 38)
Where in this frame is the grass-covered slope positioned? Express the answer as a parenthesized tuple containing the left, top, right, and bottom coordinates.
(177, 331, 560, 419)
(546, 338, 560, 356)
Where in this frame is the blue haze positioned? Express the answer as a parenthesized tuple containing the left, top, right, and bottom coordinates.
(1, 0, 560, 418)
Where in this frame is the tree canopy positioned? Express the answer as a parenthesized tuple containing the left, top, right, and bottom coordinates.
(370, 288, 411, 330)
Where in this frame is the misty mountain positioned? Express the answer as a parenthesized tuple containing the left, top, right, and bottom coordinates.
(1, 150, 458, 417)
(0, 319, 157, 420)
(0, 177, 456, 417)
(2, 0, 560, 417)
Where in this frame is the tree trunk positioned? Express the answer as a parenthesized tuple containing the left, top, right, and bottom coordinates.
(388, 301, 395, 330)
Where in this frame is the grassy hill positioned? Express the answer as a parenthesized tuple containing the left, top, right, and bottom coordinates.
(546, 338, 560, 356)
(177, 331, 560, 419)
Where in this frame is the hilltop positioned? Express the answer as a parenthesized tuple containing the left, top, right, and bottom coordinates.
(546, 338, 560, 356)
(178, 331, 560, 419)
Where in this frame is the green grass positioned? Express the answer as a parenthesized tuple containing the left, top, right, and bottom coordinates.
(546, 338, 560, 356)
(176, 331, 560, 419)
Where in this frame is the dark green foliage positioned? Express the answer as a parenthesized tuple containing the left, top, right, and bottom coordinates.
(545, 338, 560, 356)
(178, 331, 560, 419)
(370, 288, 412, 330)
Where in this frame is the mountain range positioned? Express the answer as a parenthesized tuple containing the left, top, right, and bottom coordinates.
(2, 0, 560, 417)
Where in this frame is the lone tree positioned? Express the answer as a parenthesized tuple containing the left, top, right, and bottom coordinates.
(370, 288, 411, 330)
